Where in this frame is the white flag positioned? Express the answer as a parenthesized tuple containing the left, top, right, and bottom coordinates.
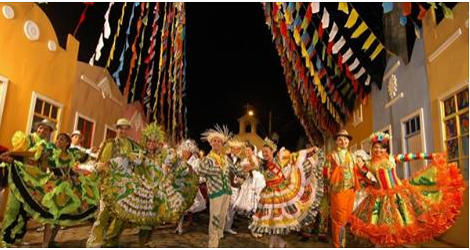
(322, 8, 330, 28)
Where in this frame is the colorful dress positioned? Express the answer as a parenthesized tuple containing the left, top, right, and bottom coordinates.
(0, 131, 99, 246)
(350, 153, 465, 246)
(249, 150, 324, 235)
(102, 149, 198, 227)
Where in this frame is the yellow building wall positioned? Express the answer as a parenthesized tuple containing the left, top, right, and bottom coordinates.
(71, 62, 126, 147)
(422, 3, 469, 247)
(0, 2, 79, 146)
(423, 2, 469, 152)
(325, 95, 373, 153)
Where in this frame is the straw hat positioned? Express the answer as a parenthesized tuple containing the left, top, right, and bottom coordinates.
(334, 129, 353, 140)
(116, 118, 131, 129)
(33, 119, 56, 131)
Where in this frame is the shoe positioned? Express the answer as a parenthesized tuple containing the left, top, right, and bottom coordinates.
(224, 229, 237, 235)
(175, 227, 183, 235)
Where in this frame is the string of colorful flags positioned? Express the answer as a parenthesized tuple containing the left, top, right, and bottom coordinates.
(263, 2, 389, 140)
(84, 2, 187, 144)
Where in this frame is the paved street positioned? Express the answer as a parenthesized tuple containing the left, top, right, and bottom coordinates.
(14, 211, 337, 248)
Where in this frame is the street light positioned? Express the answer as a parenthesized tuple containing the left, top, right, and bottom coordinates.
(248, 110, 254, 116)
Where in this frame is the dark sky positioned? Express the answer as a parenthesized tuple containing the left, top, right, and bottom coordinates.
(39, 2, 307, 151)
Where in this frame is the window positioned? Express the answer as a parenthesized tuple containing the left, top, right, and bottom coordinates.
(104, 125, 116, 140)
(352, 104, 363, 126)
(442, 87, 469, 180)
(28, 92, 63, 139)
(74, 113, 95, 149)
(401, 109, 426, 178)
(0, 75, 9, 128)
(361, 139, 371, 155)
(350, 143, 357, 153)
(245, 124, 252, 133)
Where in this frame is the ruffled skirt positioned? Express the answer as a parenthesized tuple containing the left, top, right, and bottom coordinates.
(350, 154, 465, 246)
(249, 153, 324, 235)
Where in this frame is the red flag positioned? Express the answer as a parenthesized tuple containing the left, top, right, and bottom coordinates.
(318, 25, 324, 39)
(327, 41, 333, 55)
(417, 3, 426, 20)
(402, 2, 412, 16)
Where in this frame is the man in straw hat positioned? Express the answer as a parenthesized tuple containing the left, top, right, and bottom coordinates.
(198, 125, 248, 248)
(325, 129, 360, 248)
(87, 118, 141, 248)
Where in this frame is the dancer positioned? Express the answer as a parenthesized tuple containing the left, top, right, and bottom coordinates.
(198, 125, 247, 248)
(0, 119, 99, 247)
(175, 139, 207, 235)
(350, 132, 465, 247)
(224, 138, 246, 235)
(86, 118, 141, 248)
(248, 138, 324, 248)
(233, 142, 265, 238)
(324, 129, 359, 248)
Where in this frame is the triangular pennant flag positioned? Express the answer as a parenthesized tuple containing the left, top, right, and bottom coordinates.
(312, 29, 319, 46)
(311, 2, 320, 14)
(301, 30, 311, 46)
(351, 21, 367, 38)
(402, 2, 411, 16)
(382, 2, 393, 13)
(327, 41, 333, 55)
(365, 75, 371, 86)
(370, 43, 384, 60)
(342, 48, 353, 63)
(345, 9, 358, 28)
(399, 16, 407, 26)
(321, 8, 330, 29)
(349, 58, 360, 71)
(440, 3, 454, 19)
(354, 67, 366, 79)
(338, 2, 349, 14)
(293, 28, 301, 45)
(328, 22, 338, 42)
(414, 22, 421, 39)
(362, 33, 376, 50)
(332, 36, 346, 54)
(417, 3, 427, 20)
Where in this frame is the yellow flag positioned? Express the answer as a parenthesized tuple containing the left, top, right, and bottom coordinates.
(338, 2, 349, 14)
(370, 43, 384, 60)
(309, 63, 315, 77)
(301, 43, 308, 59)
(351, 21, 367, 38)
(345, 9, 358, 28)
(293, 28, 301, 45)
(313, 71, 320, 85)
(362, 33, 376, 50)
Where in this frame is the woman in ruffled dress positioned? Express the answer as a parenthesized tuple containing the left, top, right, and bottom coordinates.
(103, 122, 198, 246)
(247, 138, 324, 248)
(0, 119, 99, 247)
(233, 142, 265, 238)
(350, 132, 465, 247)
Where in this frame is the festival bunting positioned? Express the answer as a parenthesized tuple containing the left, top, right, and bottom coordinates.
(106, 3, 127, 68)
(130, 2, 151, 102)
(112, 2, 138, 87)
(124, 3, 146, 98)
(89, 2, 114, 65)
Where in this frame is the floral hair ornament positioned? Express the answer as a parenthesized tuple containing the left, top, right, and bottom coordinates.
(263, 137, 278, 152)
(201, 124, 233, 143)
(369, 131, 391, 145)
(142, 122, 166, 145)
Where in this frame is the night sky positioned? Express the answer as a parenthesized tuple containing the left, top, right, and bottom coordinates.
(40, 2, 307, 151)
